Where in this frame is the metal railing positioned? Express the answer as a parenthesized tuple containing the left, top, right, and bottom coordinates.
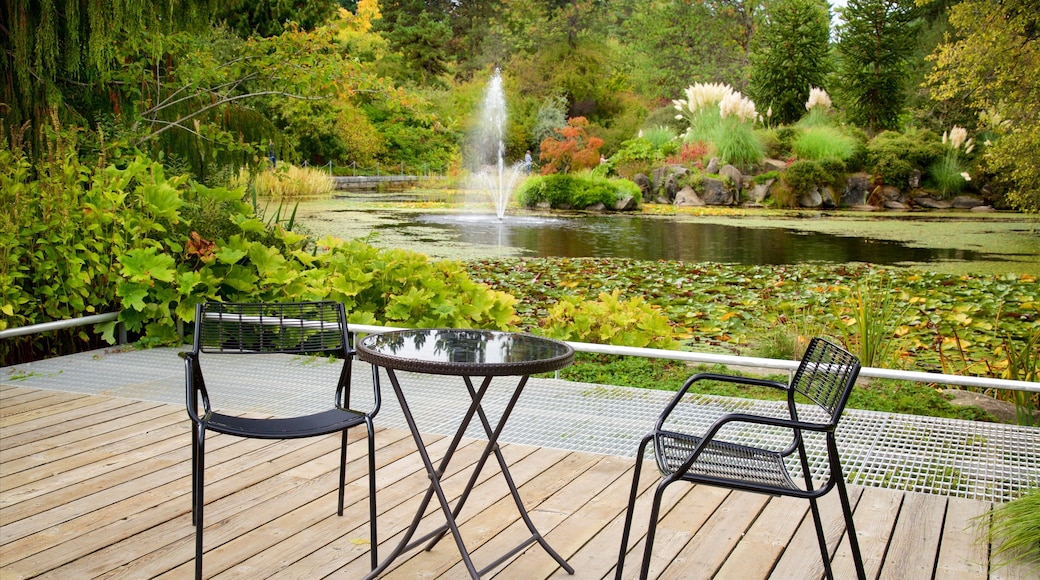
(3, 316, 1035, 394)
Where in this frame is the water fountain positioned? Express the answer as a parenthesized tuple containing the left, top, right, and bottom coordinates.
(469, 69, 526, 220)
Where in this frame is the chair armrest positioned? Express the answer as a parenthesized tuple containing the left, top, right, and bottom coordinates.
(183, 351, 211, 423)
(668, 411, 833, 479)
(655, 372, 789, 430)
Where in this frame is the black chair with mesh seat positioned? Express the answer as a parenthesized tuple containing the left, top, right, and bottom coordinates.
(183, 301, 381, 579)
(616, 337, 866, 580)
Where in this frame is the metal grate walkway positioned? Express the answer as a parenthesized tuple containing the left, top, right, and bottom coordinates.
(3, 346, 1037, 502)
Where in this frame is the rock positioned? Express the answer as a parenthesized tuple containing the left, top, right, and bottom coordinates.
(674, 185, 705, 206)
(633, 173, 652, 201)
(705, 157, 720, 175)
(761, 158, 787, 172)
(799, 188, 823, 208)
(663, 173, 681, 202)
(849, 204, 880, 211)
(719, 164, 743, 193)
(952, 195, 985, 209)
(914, 196, 953, 209)
(909, 169, 922, 189)
(614, 196, 638, 211)
(586, 202, 606, 211)
(970, 205, 995, 212)
(879, 185, 902, 201)
(842, 173, 871, 206)
(942, 389, 1040, 424)
(883, 199, 907, 210)
(750, 179, 773, 203)
(700, 177, 734, 205)
(820, 186, 836, 208)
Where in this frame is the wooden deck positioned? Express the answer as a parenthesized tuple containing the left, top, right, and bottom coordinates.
(0, 385, 1032, 579)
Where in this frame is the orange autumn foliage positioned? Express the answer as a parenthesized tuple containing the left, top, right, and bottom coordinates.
(539, 116, 604, 174)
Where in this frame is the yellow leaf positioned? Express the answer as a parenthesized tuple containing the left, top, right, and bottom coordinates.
(1, 304, 12, 316)
(349, 538, 370, 545)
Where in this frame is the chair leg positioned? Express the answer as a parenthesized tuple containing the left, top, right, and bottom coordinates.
(808, 496, 835, 580)
(338, 430, 348, 516)
(366, 417, 379, 571)
(194, 425, 206, 580)
(835, 475, 867, 580)
(616, 434, 652, 580)
(638, 478, 672, 580)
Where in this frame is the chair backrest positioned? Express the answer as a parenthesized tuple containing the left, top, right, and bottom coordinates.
(194, 301, 349, 357)
(789, 337, 861, 424)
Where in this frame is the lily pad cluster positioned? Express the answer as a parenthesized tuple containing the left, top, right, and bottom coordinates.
(465, 257, 1039, 376)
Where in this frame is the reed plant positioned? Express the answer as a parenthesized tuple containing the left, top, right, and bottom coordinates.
(837, 274, 909, 369)
(252, 164, 335, 199)
(929, 126, 974, 198)
(792, 125, 859, 162)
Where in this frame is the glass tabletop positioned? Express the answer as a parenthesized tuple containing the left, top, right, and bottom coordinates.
(356, 329, 574, 377)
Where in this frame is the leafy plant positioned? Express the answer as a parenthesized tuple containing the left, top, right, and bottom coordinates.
(516, 173, 641, 209)
(867, 129, 944, 187)
(539, 117, 605, 174)
(539, 290, 678, 349)
(837, 274, 910, 369)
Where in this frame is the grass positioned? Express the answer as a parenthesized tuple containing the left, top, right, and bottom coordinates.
(792, 125, 859, 162)
(545, 353, 996, 421)
(981, 487, 1040, 572)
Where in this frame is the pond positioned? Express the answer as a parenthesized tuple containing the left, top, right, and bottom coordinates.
(293, 196, 1040, 276)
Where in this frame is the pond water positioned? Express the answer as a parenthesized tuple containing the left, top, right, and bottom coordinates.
(295, 196, 1039, 275)
(407, 213, 983, 266)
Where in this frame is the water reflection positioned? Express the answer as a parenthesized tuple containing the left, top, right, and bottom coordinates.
(401, 214, 985, 266)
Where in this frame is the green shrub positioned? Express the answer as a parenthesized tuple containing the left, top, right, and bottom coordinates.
(517, 173, 642, 209)
(866, 129, 943, 187)
(781, 159, 830, 195)
(714, 118, 765, 171)
(540, 290, 678, 349)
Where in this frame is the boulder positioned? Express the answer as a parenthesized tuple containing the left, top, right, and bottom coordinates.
(674, 186, 705, 206)
(650, 165, 687, 202)
(704, 157, 720, 175)
(799, 188, 823, 208)
(883, 199, 907, 210)
(750, 179, 773, 203)
(614, 195, 638, 211)
(913, 196, 953, 209)
(952, 195, 985, 209)
(633, 173, 652, 201)
(842, 173, 872, 207)
(820, 186, 836, 208)
(719, 164, 743, 194)
(908, 169, 922, 189)
(970, 205, 995, 213)
(761, 158, 787, 172)
(586, 202, 606, 211)
(663, 173, 681, 202)
(700, 177, 734, 205)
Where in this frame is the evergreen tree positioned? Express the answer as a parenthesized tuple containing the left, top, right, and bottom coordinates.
(748, 0, 832, 124)
(373, 0, 452, 85)
(836, 0, 920, 131)
(216, 0, 340, 38)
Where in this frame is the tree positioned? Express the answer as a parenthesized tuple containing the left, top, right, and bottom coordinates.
(748, 0, 832, 125)
(1, 0, 216, 149)
(926, 0, 1040, 211)
(372, 0, 452, 85)
(539, 116, 604, 174)
(836, 0, 920, 131)
(216, 0, 340, 38)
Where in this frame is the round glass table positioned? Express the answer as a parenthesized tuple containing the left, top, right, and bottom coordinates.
(356, 328, 575, 579)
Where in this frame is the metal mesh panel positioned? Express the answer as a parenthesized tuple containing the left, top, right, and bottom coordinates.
(198, 302, 345, 355)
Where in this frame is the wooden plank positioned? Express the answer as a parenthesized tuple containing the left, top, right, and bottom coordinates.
(430, 449, 602, 578)
(0, 389, 70, 415)
(492, 454, 634, 579)
(355, 446, 578, 579)
(46, 429, 415, 580)
(770, 485, 869, 580)
(556, 454, 669, 580)
(880, 491, 948, 579)
(0, 394, 123, 431)
(620, 483, 732, 580)
(713, 495, 808, 579)
(935, 496, 989, 580)
(658, 490, 771, 579)
(0, 405, 182, 486)
(0, 397, 142, 449)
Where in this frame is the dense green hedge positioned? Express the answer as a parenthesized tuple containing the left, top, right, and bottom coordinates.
(516, 173, 642, 210)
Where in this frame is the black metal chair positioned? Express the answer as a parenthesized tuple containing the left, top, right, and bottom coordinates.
(616, 337, 866, 580)
(183, 301, 380, 579)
